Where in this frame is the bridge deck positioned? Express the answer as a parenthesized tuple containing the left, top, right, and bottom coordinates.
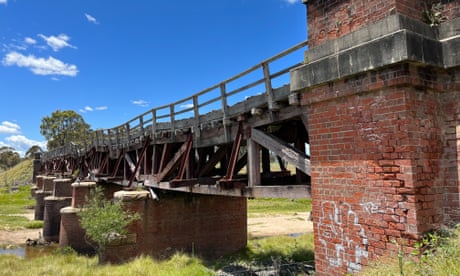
(42, 41, 311, 199)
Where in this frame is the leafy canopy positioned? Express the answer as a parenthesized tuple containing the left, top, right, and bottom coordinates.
(78, 187, 140, 251)
(40, 110, 91, 150)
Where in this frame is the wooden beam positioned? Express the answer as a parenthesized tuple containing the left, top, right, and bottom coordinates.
(247, 138, 261, 187)
(251, 128, 311, 175)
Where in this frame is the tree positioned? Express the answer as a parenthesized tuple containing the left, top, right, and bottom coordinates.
(0, 147, 21, 171)
(25, 145, 43, 159)
(78, 187, 140, 263)
(40, 110, 91, 150)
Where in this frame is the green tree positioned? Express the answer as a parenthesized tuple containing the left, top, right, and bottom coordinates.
(40, 110, 91, 150)
(0, 147, 21, 171)
(25, 145, 43, 159)
(78, 187, 140, 262)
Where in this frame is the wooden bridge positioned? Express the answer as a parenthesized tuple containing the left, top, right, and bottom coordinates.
(41, 41, 311, 199)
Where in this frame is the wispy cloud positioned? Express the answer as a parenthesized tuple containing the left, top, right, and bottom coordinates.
(0, 0, 7, 5)
(24, 37, 36, 45)
(2, 51, 78, 76)
(179, 103, 194, 109)
(38, 33, 76, 52)
(283, 0, 300, 4)
(4, 135, 47, 157)
(0, 121, 20, 134)
(131, 100, 149, 107)
(85, 13, 99, 24)
(79, 105, 108, 113)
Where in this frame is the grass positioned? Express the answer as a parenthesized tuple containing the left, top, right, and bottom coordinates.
(247, 198, 312, 217)
(359, 225, 460, 276)
(0, 185, 41, 230)
(0, 159, 33, 187)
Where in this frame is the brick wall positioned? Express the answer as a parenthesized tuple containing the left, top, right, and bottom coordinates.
(113, 191, 247, 262)
(306, 0, 459, 47)
(301, 63, 460, 274)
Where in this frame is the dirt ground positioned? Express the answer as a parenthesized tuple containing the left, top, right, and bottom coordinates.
(0, 210, 313, 247)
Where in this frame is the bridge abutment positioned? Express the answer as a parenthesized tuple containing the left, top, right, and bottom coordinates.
(292, 1, 459, 274)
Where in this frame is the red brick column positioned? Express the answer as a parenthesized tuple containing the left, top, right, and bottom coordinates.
(302, 64, 460, 275)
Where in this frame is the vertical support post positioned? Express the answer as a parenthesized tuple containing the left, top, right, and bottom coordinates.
(151, 109, 157, 142)
(170, 104, 176, 139)
(262, 148, 271, 176)
(193, 95, 200, 143)
(220, 82, 230, 142)
(262, 62, 278, 111)
(247, 136, 261, 187)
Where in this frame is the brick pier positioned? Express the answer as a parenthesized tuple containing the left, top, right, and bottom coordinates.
(291, 1, 460, 274)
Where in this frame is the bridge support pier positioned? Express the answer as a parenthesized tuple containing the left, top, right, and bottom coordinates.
(291, 1, 460, 275)
(100, 190, 247, 263)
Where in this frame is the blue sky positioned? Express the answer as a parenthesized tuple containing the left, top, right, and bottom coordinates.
(0, 0, 307, 156)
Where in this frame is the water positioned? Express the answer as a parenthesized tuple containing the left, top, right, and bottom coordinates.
(0, 244, 58, 259)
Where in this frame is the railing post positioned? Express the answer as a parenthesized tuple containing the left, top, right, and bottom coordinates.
(220, 82, 231, 141)
(262, 62, 279, 111)
(151, 110, 157, 142)
(139, 116, 144, 138)
(170, 104, 175, 139)
(126, 123, 130, 145)
(193, 95, 200, 141)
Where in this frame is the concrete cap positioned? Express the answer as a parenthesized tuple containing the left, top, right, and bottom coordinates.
(60, 206, 81, 214)
(114, 190, 149, 201)
(53, 178, 74, 183)
(44, 196, 72, 201)
(71, 181, 97, 188)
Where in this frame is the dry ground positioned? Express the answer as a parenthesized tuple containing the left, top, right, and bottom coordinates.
(0, 210, 313, 246)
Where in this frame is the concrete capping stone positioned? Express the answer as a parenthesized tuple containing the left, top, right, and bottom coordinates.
(71, 181, 96, 188)
(44, 196, 72, 201)
(53, 178, 73, 183)
(291, 15, 459, 92)
(114, 190, 150, 202)
(60, 206, 81, 214)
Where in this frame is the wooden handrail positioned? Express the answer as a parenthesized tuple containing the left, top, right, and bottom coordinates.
(43, 40, 308, 160)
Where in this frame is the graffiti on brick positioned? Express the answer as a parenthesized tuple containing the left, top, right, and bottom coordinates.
(317, 201, 368, 272)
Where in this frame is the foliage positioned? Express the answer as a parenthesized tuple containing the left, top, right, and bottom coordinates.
(78, 187, 140, 253)
(40, 109, 91, 150)
(0, 147, 21, 171)
(360, 225, 460, 276)
(423, 1, 447, 27)
(24, 145, 43, 159)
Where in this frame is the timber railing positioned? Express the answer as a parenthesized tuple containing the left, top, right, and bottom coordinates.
(44, 40, 308, 160)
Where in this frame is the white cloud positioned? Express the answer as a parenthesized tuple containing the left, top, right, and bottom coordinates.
(0, 0, 7, 5)
(79, 105, 107, 113)
(131, 100, 149, 107)
(85, 13, 99, 24)
(4, 135, 47, 157)
(24, 37, 36, 44)
(283, 0, 299, 4)
(0, 121, 20, 134)
(38, 33, 76, 52)
(2, 51, 78, 76)
(179, 103, 194, 109)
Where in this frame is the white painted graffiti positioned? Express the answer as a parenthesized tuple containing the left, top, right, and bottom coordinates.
(317, 201, 369, 272)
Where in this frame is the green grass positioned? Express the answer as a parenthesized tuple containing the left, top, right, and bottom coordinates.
(359, 225, 460, 276)
(0, 159, 33, 187)
(247, 198, 311, 217)
(0, 252, 214, 276)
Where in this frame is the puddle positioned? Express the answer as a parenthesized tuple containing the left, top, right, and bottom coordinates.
(0, 244, 58, 259)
